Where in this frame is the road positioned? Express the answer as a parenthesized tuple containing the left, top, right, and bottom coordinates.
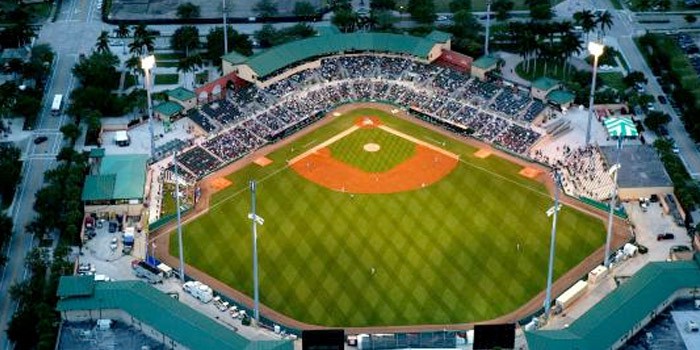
(0, 0, 103, 348)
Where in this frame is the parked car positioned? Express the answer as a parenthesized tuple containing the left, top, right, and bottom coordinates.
(658, 95, 667, 104)
(657, 233, 675, 241)
(33, 136, 48, 144)
(108, 221, 117, 233)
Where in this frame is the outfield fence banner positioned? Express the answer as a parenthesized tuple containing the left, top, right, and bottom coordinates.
(578, 196, 628, 219)
(358, 331, 460, 350)
(148, 207, 192, 231)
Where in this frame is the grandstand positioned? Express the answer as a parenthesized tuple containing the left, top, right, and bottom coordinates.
(173, 35, 550, 179)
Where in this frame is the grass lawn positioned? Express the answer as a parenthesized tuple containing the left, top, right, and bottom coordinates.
(156, 61, 179, 68)
(515, 60, 577, 82)
(155, 52, 184, 60)
(599, 72, 626, 92)
(154, 73, 179, 85)
(328, 128, 416, 172)
(171, 108, 606, 327)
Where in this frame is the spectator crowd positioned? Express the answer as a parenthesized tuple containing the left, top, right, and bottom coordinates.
(175, 54, 547, 179)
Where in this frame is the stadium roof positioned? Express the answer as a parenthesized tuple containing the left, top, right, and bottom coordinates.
(532, 77, 559, 91)
(166, 87, 196, 101)
(88, 147, 105, 158)
(472, 54, 499, 69)
(222, 32, 448, 78)
(599, 145, 672, 189)
(154, 101, 184, 117)
(57, 275, 95, 298)
(82, 154, 149, 201)
(525, 255, 700, 349)
(425, 30, 452, 42)
(546, 90, 574, 105)
(56, 277, 292, 350)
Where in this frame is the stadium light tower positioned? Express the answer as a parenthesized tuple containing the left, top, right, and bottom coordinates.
(248, 180, 265, 324)
(603, 155, 622, 268)
(585, 41, 605, 146)
(543, 170, 562, 321)
(174, 151, 185, 283)
(141, 55, 156, 160)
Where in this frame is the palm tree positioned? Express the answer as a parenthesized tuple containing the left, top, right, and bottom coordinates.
(115, 24, 130, 38)
(560, 31, 583, 78)
(95, 31, 110, 53)
(574, 10, 596, 42)
(177, 54, 203, 88)
(125, 55, 142, 85)
(596, 11, 614, 38)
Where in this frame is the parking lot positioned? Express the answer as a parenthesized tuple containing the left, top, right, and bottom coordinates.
(77, 225, 288, 344)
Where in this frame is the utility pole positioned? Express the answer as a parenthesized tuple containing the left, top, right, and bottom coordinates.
(223, 0, 228, 55)
(485, 0, 492, 55)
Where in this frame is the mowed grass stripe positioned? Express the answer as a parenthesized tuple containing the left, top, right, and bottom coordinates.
(172, 108, 606, 327)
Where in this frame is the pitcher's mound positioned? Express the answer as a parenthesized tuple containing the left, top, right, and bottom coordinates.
(355, 116, 382, 128)
(363, 143, 381, 152)
(474, 149, 492, 159)
(254, 156, 273, 167)
(211, 177, 232, 191)
(519, 167, 543, 179)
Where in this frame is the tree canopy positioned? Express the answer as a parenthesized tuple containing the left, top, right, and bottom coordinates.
(171, 26, 200, 57)
(206, 26, 254, 61)
(176, 2, 201, 19)
(408, 0, 436, 24)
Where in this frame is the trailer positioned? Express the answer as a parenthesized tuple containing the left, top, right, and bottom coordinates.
(131, 260, 163, 284)
(555, 280, 588, 311)
(183, 281, 213, 303)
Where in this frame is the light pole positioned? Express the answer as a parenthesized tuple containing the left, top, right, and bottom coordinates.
(248, 180, 265, 324)
(485, 1, 492, 55)
(174, 151, 185, 282)
(585, 41, 604, 146)
(603, 142, 622, 268)
(543, 170, 562, 321)
(141, 55, 156, 160)
(223, 0, 228, 55)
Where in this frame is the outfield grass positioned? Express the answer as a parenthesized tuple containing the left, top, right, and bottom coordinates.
(172, 108, 606, 327)
(328, 128, 416, 172)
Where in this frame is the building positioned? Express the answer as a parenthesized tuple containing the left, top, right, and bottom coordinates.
(546, 90, 575, 110)
(470, 55, 499, 81)
(82, 153, 149, 219)
(526, 254, 700, 349)
(153, 101, 184, 123)
(166, 87, 197, 111)
(531, 77, 560, 100)
(599, 144, 673, 200)
(56, 276, 292, 350)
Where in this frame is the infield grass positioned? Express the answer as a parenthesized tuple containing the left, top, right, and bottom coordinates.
(171, 108, 606, 327)
(329, 127, 416, 173)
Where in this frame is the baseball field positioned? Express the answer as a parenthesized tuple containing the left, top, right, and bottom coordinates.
(170, 107, 606, 327)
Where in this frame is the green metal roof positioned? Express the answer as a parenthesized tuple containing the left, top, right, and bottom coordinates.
(472, 54, 499, 70)
(315, 26, 341, 36)
(82, 174, 116, 201)
(425, 30, 452, 42)
(56, 278, 292, 350)
(166, 87, 196, 101)
(532, 77, 559, 91)
(89, 148, 105, 158)
(57, 275, 95, 298)
(222, 51, 249, 65)
(154, 101, 184, 117)
(222, 32, 445, 78)
(82, 154, 148, 201)
(546, 89, 575, 105)
(526, 257, 700, 350)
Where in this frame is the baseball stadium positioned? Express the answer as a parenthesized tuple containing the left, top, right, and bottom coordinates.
(152, 32, 629, 332)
